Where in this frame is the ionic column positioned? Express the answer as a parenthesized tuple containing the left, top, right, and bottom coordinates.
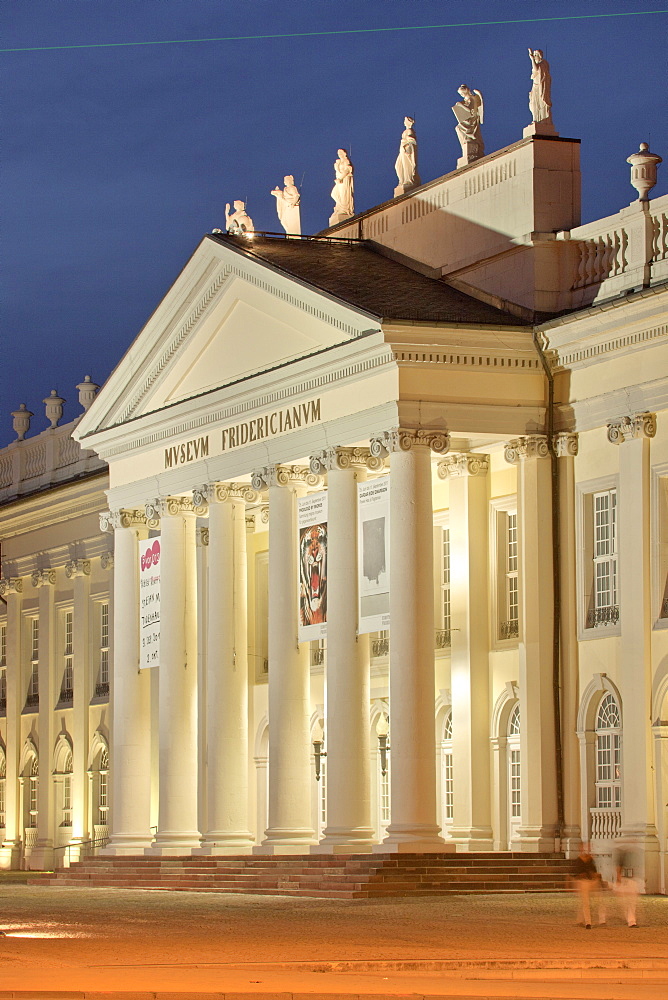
(0, 578, 23, 868)
(438, 453, 493, 850)
(66, 558, 92, 857)
(504, 435, 558, 852)
(145, 498, 200, 853)
(371, 428, 450, 852)
(196, 483, 258, 854)
(251, 465, 320, 853)
(31, 568, 57, 870)
(608, 412, 660, 890)
(101, 510, 152, 854)
(553, 432, 581, 855)
(309, 447, 378, 853)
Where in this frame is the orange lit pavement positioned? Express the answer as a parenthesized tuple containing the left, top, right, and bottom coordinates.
(0, 881, 666, 998)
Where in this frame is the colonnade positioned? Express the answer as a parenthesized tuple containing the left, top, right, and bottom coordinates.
(104, 428, 561, 857)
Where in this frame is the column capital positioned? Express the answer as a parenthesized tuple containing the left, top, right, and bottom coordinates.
(100, 508, 147, 532)
(504, 435, 550, 465)
(65, 559, 91, 579)
(100, 552, 114, 571)
(31, 568, 56, 588)
(192, 482, 260, 507)
(553, 432, 579, 458)
(607, 411, 657, 444)
(250, 465, 322, 491)
(309, 446, 381, 474)
(0, 577, 23, 596)
(198, 527, 210, 547)
(144, 496, 201, 521)
(437, 452, 489, 479)
(369, 427, 450, 458)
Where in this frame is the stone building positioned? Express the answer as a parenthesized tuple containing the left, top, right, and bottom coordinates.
(1, 128, 667, 890)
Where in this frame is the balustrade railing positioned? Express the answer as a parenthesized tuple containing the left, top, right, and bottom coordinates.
(589, 806, 622, 842)
(500, 620, 519, 640)
(310, 647, 325, 666)
(95, 681, 110, 698)
(371, 636, 390, 658)
(435, 629, 451, 649)
(25, 692, 39, 708)
(587, 605, 620, 628)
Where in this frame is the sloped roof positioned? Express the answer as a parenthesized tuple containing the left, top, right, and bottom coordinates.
(208, 233, 525, 327)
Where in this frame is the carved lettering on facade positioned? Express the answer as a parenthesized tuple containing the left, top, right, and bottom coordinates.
(164, 435, 210, 469)
(221, 398, 321, 453)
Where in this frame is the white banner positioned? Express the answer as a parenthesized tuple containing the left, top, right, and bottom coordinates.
(139, 536, 161, 669)
(298, 491, 328, 643)
(358, 477, 390, 634)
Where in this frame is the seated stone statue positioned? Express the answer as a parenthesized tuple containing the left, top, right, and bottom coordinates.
(452, 85, 484, 167)
(225, 200, 254, 235)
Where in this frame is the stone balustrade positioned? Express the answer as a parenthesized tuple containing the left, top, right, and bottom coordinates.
(589, 806, 622, 843)
(0, 419, 106, 501)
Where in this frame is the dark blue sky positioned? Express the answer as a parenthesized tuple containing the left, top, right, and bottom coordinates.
(2, 0, 667, 448)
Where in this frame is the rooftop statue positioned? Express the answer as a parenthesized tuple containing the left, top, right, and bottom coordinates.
(524, 48, 557, 136)
(329, 149, 354, 226)
(394, 116, 421, 197)
(271, 175, 301, 236)
(225, 200, 254, 235)
(452, 85, 484, 167)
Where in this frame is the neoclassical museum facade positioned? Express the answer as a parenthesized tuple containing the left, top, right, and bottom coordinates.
(1, 128, 667, 891)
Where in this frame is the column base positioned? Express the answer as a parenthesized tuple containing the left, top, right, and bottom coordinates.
(28, 844, 55, 870)
(511, 825, 558, 853)
(146, 831, 202, 856)
(0, 842, 21, 870)
(101, 834, 156, 856)
(560, 826, 583, 858)
(197, 834, 255, 855)
(312, 825, 376, 854)
(446, 827, 494, 852)
(253, 844, 314, 855)
(311, 842, 374, 855)
(374, 825, 452, 853)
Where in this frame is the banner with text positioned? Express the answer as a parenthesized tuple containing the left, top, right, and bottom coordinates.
(358, 477, 390, 634)
(298, 492, 328, 642)
(139, 537, 161, 669)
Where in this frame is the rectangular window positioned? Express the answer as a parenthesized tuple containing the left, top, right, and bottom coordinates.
(29, 776, 38, 826)
(588, 489, 619, 628)
(510, 749, 521, 818)
(442, 527, 451, 633)
(99, 770, 108, 824)
(100, 602, 109, 685)
(494, 504, 519, 642)
(62, 775, 72, 826)
(61, 611, 73, 702)
(380, 765, 390, 825)
(28, 619, 39, 705)
(0, 623, 6, 667)
(0, 780, 5, 828)
(443, 752, 454, 821)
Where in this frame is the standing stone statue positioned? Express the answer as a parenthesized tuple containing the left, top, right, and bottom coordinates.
(394, 116, 421, 196)
(271, 175, 301, 236)
(225, 200, 254, 235)
(524, 48, 557, 137)
(329, 149, 354, 226)
(452, 85, 484, 167)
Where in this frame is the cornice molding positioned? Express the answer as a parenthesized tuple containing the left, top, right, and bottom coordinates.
(369, 427, 450, 457)
(437, 453, 489, 479)
(0, 578, 23, 597)
(504, 435, 550, 464)
(553, 432, 579, 458)
(92, 344, 393, 462)
(607, 411, 657, 444)
(309, 446, 383, 474)
(392, 348, 540, 371)
(250, 465, 322, 491)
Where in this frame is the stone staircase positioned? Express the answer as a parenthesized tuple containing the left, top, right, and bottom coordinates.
(32, 852, 574, 899)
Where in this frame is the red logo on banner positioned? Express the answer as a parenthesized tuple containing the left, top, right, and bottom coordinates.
(141, 539, 161, 571)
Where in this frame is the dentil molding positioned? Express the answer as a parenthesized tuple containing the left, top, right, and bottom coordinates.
(607, 411, 657, 444)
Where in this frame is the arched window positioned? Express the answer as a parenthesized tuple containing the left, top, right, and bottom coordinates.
(441, 712, 453, 824)
(0, 749, 6, 829)
(62, 751, 73, 827)
(29, 757, 39, 828)
(508, 704, 521, 829)
(595, 693, 621, 810)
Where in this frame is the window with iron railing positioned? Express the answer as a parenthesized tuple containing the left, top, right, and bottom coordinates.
(26, 619, 39, 707)
(59, 611, 74, 704)
(96, 602, 110, 697)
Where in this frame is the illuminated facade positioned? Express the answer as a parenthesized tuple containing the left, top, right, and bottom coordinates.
(1, 131, 667, 891)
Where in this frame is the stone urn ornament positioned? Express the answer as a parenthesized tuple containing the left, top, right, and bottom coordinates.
(627, 143, 663, 201)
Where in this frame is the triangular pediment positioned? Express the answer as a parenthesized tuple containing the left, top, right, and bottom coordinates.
(76, 236, 376, 437)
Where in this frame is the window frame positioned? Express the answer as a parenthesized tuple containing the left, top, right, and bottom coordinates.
(490, 496, 519, 649)
(576, 475, 621, 639)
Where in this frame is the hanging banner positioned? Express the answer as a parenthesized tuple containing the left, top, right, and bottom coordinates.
(139, 536, 161, 669)
(298, 492, 328, 642)
(358, 477, 390, 634)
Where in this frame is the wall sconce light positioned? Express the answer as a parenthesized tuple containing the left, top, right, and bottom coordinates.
(312, 720, 327, 781)
(376, 712, 390, 775)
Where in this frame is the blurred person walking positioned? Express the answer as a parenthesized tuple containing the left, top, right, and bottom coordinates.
(572, 842, 606, 928)
(613, 846, 640, 927)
